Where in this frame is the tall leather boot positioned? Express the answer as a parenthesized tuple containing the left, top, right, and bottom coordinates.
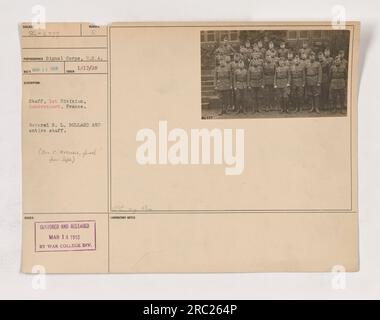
(299, 96, 303, 112)
(257, 97, 262, 113)
(296, 97, 301, 113)
(279, 97, 284, 113)
(309, 96, 314, 112)
(315, 96, 320, 114)
(285, 97, 289, 113)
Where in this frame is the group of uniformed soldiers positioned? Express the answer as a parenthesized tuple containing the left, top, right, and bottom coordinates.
(214, 38, 348, 115)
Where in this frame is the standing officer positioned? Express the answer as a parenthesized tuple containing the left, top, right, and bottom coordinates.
(274, 57, 291, 113)
(241, 39, 253, 67)
(285, 50, 295, 107)
(286, 51, 295, 67)
(278, 41, 289, 59)
(251, 42, 264, 65)
(324, 48, 334, 64)
(215, 58, 233, 115)
(257, 40, 267, 58)
(234, 60, 249, 114)
(215, 37, 235, 65)
(266, 41, 277, 60)
(248, 58, 264, 113)
(230, 53, 242, 112)
(329, 55, 347, 113)
(299, 41, 311, 59)
(262, 54, 276, 112)
(299, 52, 309, 68)
(319, 52, 331, 110)
(289, 55, 306, 112)
(230, 53, 242, 72)
(224, 55, 233, 110)
(338, 50, 348, 69)
(305, 52, 322, 113)
(322, 48, 334, 109)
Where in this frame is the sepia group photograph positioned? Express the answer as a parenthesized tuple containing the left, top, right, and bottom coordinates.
(201, 29, 350, 119)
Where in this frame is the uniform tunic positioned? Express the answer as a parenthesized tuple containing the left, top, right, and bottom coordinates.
(215, 66, 232, 91)
(215, 44, 235, 59)
(299, 47, 311, 58)
(330, 64, 347, 90)
(240, 47, 253, 66)
(286, 59, 295, 68)
(278, 48, 289, 59)
(266, 49, 277, 59)
(251, 49, 264, 62)
(230, 61, 240, 73)
(248, 65, 264, 88)
(320, 57, 333, 106)
(299, 58, 310, 68)
(329, 64, 347, 107)
(234, 68, 248, 107)
(305, 61, 322, 96)
(275, 65, 291, 98)
(290, 64, 306, 98)
(234, 68, 248, 89)
(263, 62, 276, 86)
(290, 64, 305, 87)
(320, 58, 333, 84)
(262, 61, 276, 106)
(275, 66, 290, 88)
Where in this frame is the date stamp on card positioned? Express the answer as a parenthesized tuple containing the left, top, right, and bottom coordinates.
(34, 220, 96, 253)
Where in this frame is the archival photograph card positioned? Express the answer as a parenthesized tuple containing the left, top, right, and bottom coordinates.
(21, 22, 360, 273)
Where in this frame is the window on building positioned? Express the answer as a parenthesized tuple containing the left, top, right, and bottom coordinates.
(207, 31, 215, 42)
(230, 31, 238, 41)
(220, 31, 229, 42)
(312, 30, 322, 39)
(321, 30, 332, 40)
(201, 32, 206, 42)
(299, 31, 309, 39)
(288, 31, 297, 40)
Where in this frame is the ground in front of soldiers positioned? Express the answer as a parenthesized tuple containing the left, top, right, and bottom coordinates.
(202, 107, 347, 120)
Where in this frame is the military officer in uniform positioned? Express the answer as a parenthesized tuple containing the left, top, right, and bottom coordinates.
(230, 53, 242, 73)
(329, 55, 347, 113)
(252, 42, 259, 55)
(289, 55, 306, 112)
(224, 54, 232, 65)
(299, 52, 309, 68)
(324, 48, 333, 64)
(286, 51, 295, 67)
(230, 53, 242, 111)
(278, 41, 289, 59)
(251, 42, 264, 65)
(299, 41, 311, 59)
(262, 54, 276, 112)
(233, 60, 249, 114)
(245, 39, 252, 51)
(248, 58, 264, 113)
(224, 55, 233, 110)
(215, 58, 233, 115)
(319, 52, 331, 110)
(240, 39, 253, 67)
(322, 48, 334, 110)
(286, 50, 295, 107)
(305, 52, 322, 113)
(263, 35, 270, 50)
(338, 49, 348, 69)
(274, 57, 291, 113)
(257, 40, 267, 58)
(215, 37, 234, 66)
(266, 41, 277, 60)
